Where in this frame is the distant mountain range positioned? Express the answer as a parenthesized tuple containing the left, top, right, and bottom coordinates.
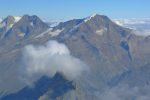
(0, 14, 150, 100)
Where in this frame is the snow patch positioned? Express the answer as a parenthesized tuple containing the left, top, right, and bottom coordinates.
(114, 20, 123, 26)
(0, 22, 6, 28)
(18, 32, 26, 37)
(69, 23, 82, 33)
(35, 28, 63, 38)
(8, 24, 13, 29)
(48, 28, 64, 37)
(35, 28, 53, 38)
(84, 13, 98, 23)
(96, 27, 107, 36)
(67, 13, 101, 33)
(30, 22, 34, 27)
(49, 22, 60, 27)
(0, 18, 2, 23)
(0, 16, 21, 30)
(0, 16, 22, 39)
(14, 16, 21, 23)
(0, 23, 14, 38)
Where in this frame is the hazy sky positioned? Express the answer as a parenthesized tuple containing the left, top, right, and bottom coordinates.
(0, 0, 150, 20)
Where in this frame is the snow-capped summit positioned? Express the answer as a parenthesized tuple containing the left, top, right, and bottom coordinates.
(0, 16, 21, 29)
(1, 16, 21, 24)
(0, 16, 17, 38)
(89, 13, 99, 17)
(84, 13, 100, 22)
(0, 15, 49, 39)
(14, 16, 22, 23)
(84, 13, 104, 23)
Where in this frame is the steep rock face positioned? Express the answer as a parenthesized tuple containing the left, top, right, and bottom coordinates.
(57, 14, 132, 76)
(0, 16, 16, 38)
(128, 35, 150, 67)
(3, 15, 49, 41)
(49, 14, 130, 99)
(2, 16, 15, 26)
(0, 15, 50, 93)
(1, 73, 75, 100)
(0, 14, 150, 100)
(0, 15, 50, 55)
(55, 14, 132, 68)
(49, 14, 150, 99)
(53, 19, 83, 31)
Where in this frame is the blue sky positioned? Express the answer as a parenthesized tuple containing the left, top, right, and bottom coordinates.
(0, 0, 150, 20)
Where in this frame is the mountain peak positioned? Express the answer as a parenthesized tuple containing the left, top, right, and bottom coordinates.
(1, 16, 21, 25)
(13, 16, 21, 22)
(90, 13, 99, 17)
(0, 16, 16, 39)
(2, 15, 15, 25)
(21, 15, 40, 22)
(2, 14, 49, 39)
(84, 13, 110, 23)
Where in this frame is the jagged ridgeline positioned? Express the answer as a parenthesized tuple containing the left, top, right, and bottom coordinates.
(0, 14, 150, 100)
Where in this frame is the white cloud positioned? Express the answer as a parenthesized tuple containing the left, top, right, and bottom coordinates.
(21, 40, 87, 84)
(100, 84, 150, 100)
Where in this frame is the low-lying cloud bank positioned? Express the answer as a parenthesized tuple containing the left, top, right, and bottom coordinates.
(21, 40, 87, 84)
(100, 84, 150, 100)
